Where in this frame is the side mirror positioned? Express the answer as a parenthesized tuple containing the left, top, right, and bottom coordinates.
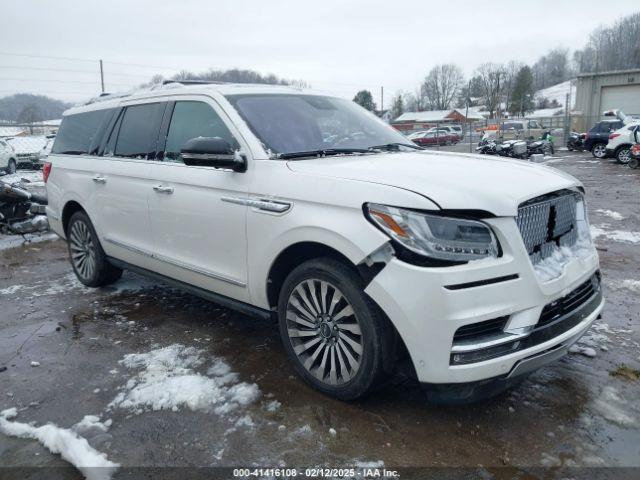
(180, 137, 246, 172)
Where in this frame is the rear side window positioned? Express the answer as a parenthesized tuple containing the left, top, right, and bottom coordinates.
(52, 109, 110, 155)
(163, 101, 238, 163)
(114, 103, 164, 159)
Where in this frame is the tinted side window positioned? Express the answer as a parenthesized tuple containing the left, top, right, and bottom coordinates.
(114, 103, 164, 159)
(163, 101, 238, 163)
(52, 109, 110, 155)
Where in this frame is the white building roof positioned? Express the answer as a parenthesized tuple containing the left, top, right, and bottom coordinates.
(394, 110, 452, 122)
(0, 126, 27, 137)
(394, 107, 486, 123)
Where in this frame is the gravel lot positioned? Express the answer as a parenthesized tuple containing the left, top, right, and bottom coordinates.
(1, 152, 639, 479)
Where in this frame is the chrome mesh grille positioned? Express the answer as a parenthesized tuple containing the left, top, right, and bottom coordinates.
(516, 191, 579, 265)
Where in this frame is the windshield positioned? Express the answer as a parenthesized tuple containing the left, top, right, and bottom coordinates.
(225, 94, 412, 156)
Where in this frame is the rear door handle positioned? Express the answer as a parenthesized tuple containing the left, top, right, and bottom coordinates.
(92, 175, 107, 184)
(153, 185, 174, 194)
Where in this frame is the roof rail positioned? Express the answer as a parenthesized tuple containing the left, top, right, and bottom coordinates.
(162, 79, 228, 86)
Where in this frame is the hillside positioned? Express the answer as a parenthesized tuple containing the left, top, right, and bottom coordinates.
(535, 80, 576, 109)
(0, 94, 71, 123)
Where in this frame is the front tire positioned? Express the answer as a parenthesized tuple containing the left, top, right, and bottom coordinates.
(592, 143, 606, 159)
(277, 258, 392, 400)
(616, 147, 631, 164)
(7, 159, 16, 174)
(67, 211, 122, 287)
(629, 158, 639, 169)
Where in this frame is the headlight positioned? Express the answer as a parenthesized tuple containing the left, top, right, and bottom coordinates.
(365, 203, 499, 262)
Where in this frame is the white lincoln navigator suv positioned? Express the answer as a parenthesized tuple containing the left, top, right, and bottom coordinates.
(44, 83, 603, 402)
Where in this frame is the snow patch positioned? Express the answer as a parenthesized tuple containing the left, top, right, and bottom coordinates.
(620, 279, 640, 292)
(591, 386, 637, 427)
(596, 209, 624, 220)
(0, 409, 119, 480)
(265, 400, 281, 412)
(0, 271, 157, 298)
(0, 232, 58, 251)
(0, 170, 44, 185)
(533, 236, 592, 283)
(108, 344, 260, 415)
(590, 225, 640, 244)
(569, 345, 597, 357)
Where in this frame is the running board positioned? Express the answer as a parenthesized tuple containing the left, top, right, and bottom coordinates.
(107, 257, 274, 321)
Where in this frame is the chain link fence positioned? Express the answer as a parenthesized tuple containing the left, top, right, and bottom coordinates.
(395, 113, 639, 156)
(1, 122, 59, 170)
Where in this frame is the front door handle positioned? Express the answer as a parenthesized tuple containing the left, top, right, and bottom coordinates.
(92, 175, 107, 184)
(153, 185, 174, 194)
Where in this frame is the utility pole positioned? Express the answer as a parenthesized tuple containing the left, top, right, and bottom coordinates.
(465, 79, 471, 153)
(100, 59, 105, 93)
(564, 92, 570, 147)
(380, 86, 384, 115)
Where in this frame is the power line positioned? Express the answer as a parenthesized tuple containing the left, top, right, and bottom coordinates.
(0, 76, 135, 87)
(0, 65, 150, 79)
(0, 51, 97, 63)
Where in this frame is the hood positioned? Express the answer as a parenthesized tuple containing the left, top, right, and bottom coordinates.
(286, 150, 580, 216)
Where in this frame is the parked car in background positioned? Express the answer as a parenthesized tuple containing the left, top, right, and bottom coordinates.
(410, 130, 454, 146)
(0, 139, 17, 173)
(605, 122, 640, 164)
(483, 119, 546, 141)
(6, 135, 49, 170)
(585, 119, 624, 159)
(428, 125, 462, 143)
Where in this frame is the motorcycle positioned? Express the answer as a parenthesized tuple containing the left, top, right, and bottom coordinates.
(475, 137, 498, 155)
(527, 131, 555, 156)
(497, 139, 528, 159)
(0, 173, 49, 235)
(567, 131, 586, 152)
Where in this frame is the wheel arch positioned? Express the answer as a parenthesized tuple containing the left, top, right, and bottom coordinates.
(614, 143, 632, 155)
(266, 241, 383, 311)
(61, 200, 87, 235)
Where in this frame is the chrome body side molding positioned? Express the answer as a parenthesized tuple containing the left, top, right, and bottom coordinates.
(103, 236, 246, 287)
(221, 196, 292, 213)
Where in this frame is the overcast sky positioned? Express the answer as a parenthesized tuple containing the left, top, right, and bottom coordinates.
(1, 0, 638, 105)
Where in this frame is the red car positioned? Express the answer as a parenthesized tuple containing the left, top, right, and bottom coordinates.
(409, 130, 455, 147)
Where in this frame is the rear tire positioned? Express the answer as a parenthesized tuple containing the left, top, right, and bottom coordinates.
(67, 211, 122, 287)
(277, 257, 392, 400)
(591, 143, 606, 159)
(616, 147, 631, 164)
(7, 159, 16, 174)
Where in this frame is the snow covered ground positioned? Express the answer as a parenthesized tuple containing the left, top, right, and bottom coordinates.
(108, 344, 260, 415)
(0, 409, 119, 480)
(536, 80, 576, 110)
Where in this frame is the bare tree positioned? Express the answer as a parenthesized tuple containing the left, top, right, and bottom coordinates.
(476, 63, 504, 118)
(421, 64, 464, 110)
(532, 48, 571, 89)
(390, 93, 404, 119)
(17, 104, 42, 134)
(574, 12, 640, 73)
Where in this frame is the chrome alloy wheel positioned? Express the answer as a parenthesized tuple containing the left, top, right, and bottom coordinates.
(69, 220, 96, 280)
(593, 144, 606, 158)
(285, 279, 363, 385)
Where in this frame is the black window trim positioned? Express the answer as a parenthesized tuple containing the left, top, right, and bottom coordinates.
(102, 101, 166, 160)
(152, 98, 243, 165)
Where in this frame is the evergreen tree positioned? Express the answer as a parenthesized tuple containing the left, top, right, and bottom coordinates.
(353, 90, 376, 111)
(509, 66, 535, 116)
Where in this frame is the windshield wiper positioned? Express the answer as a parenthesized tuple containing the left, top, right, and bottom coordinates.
(368, 142, 423, 151)
(278, 148, 370, 160)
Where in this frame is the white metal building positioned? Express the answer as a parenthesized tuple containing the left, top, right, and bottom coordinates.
(575, 69, 640, 119)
